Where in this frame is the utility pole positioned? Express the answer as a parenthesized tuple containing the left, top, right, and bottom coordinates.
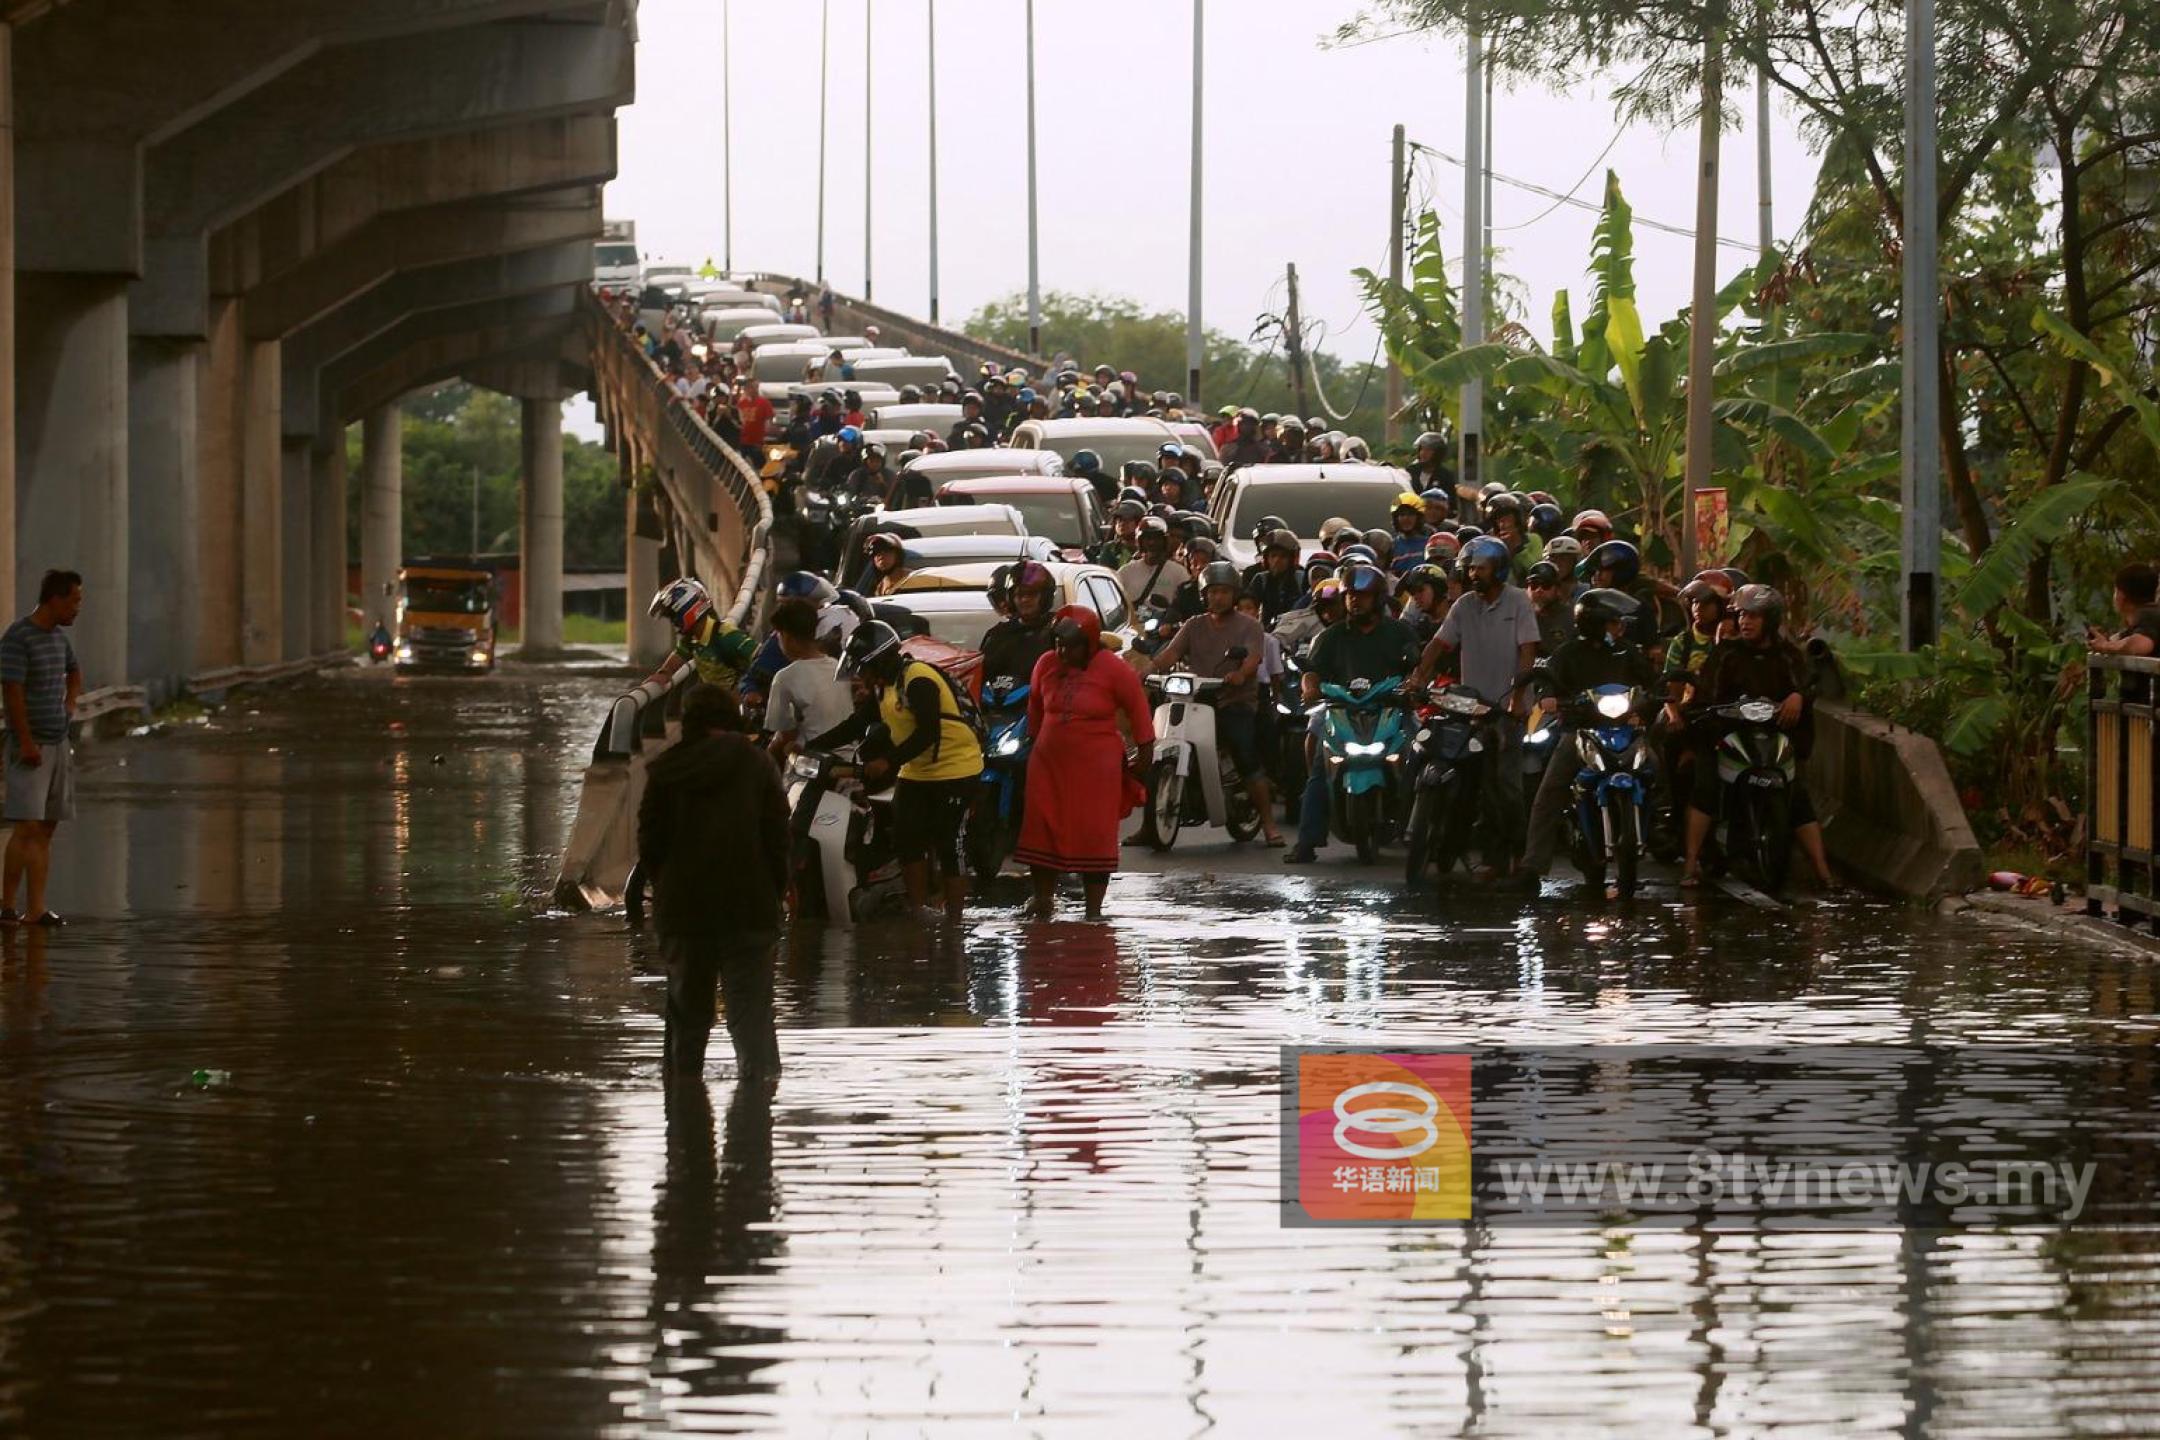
(855, 0, 864, 300)
(1756, 59, 1774, 255)
(1459, 5, 1485, 486)
(1681, 34, 1723, 579)
(470, 465, 480, 559)
(927, 0, 940, 323)
(1385, 123, 1406, 448)
(1186, 0, 1205, 407)
(816, 0, 830, 283)
(1284, 263, 1312, 422)
(1901, 0, 1940, 648)
(721, 0, 733, 273)
(1025, 0, 1041, 356)
(1483, 55, 1493, 316)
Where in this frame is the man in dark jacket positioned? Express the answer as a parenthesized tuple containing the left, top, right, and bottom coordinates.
(637, 686, 791, 1082)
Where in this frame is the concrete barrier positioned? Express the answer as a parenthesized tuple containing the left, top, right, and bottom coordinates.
(1807, 700, 1985, 900)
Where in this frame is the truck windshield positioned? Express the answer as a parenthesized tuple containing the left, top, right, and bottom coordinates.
(595, 243, 638, 268)
(404, 581, 490, 614)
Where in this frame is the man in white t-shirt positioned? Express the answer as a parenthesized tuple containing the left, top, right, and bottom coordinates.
(765, 599, 855, 761)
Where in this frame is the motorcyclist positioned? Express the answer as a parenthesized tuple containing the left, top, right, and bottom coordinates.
(1525, 560, 1571, 652)
(844, 441, 893, 505)
(1540, 535, 1584, 607)
(1284, 564, 1424, 865)
(1419, 488, 1453, 531)
(1571, 508, 1615, 548)
(1118, 516, 1184, 612)
(1068, 448, 1114, 504)
(1153, 466, 1199, 513)
(1247, 528, 1306, 626)
(1274, 574, 1347, 661)
(1580, 538, 1666, 660)
(811, 424, 864, 492)
(1517, 587, 1661, 888)
(1093, 496, 1147, 569)
(1220, 407, 1270, 469)
(863, 531, 912, 596)
(1412, 535, 1540, 878)
(1483, 492, 1530, 559)
(1680, 584, 1838, 890)
(977, 561, 1061, 692)
(1148, 560, 1286, 847)
(1168, 536, 1223, 621)
(1397, 564, 1451, 644)
(737, 571, 839, 709)
(643, 577, 760, 694)
(1274, 416, 1309, 462)
(1405, 431, 1453, 494)
(1387, 493, 1432, 574)
(1657, 570, 1736, 849)
(1317, 516, 1357, 554)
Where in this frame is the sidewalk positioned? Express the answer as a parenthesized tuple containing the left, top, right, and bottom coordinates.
(1943, 890, 2160, 959)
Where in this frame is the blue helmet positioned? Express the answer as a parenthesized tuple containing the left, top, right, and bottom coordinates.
(1461, 535, 1513, 582)
(1582, 538, 1641, 588)
(837, 425, 862, 446)
(776, 571, 837, 604)
(1337, 544, 1381, 568)
(1070, 448, 1103, 476)
(1343, 565, 1390, 598)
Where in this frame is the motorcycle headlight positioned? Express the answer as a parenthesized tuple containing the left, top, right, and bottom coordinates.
(1738, 700, 1776, 724)
(1526, 726, 1556, 749)
(1596, 692, 1632, 720)
(470, 647, 491, 663)
(1416, 728, 1432, 746)
(1163, 675, 1196, 697)
(995, 734, 1023, 756)
(1345, 741, 1385, 757)
(395, 644, 413, 661)
(788, 755, 820, 781)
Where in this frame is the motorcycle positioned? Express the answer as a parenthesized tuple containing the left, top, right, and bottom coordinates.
(796, 486, 878, 574)
(1702, 696, 1797, 896)
(1272, 650, 1309, 825)
(366, 624, 393, 664)
(963, 676, 1032, 879)
(784, 749, 906, 926)
(1562, 684, 1656, 898)
(1314, 674, 1414, 864)
(1402, 682, 1502, 886)
(1137, 662, 1263, 850)
(1130, 596, 1179, 661)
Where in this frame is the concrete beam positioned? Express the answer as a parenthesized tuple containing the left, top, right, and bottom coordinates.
(147, 21, 633, 242)
(13, 0, 621, 273)
(332, 310, 579, 425)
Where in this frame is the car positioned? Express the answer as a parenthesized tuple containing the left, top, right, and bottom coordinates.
(702, 306, 792, 342)
(1212, 463, 1416, 570)
(749, 341, 838, 383)
(846, 347, 913, 363)
(867, 402, 965, 433)
(761, 381, 903, 409)
(690, 285, 780, 311)
(896, 448, 1065, 490)
(738, 322, 824, 349)
(643, 262, 694, 286)
(935, 477, 1107, 555)
(814, 335, 878, 354)
(1007, 416, 1182, 474)
(848, 355, 958, 390)
(840, 533, 1061, 598)
(860, 428, 921, 451)
(885, 561, 1138, 652)
(1169, 422, 1220, 462)
(592, 237, 640, 289)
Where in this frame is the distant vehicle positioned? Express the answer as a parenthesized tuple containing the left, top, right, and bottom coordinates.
(594, 220, 639, 289)
(643, 262, 694, 289)
(891, 560, 1136, 649)
(1213, 463, 1414, 570)
(935, 476, 1108, 554)
(702, 306, 788, 341)
(691, 288, 781, 316)
(1169, 422, 1220, 462)
(738, 322, 824, 349)
(394, 561, 498, 673)
(750, 342, 840, 383)
(848, 355, 958, 390)
(760, 381, 904, 409)
(1007, 416, 1182, 473)
(846, 347, 913, 363)
(840, 533, 1060, 601)
(896, 448, 1065, 489)
(816, 336, 878, 354)
(867, 402, 964, 433)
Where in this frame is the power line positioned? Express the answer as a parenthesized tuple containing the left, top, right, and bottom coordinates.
(1408, 139, 1763, 252)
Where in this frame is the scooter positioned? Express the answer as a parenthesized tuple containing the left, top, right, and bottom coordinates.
(1272, 650, 1309, 825)
(366, 623, 393, 664)
(1315, 674, 1414, 864)
(1703, 696, 1797, 896)
(784, 749, 906, 925)
(1402, 682, 1503, 886)
(1136, 663, 1263, 850)
(1563, 683, 1656, 898)
(963, 676, 1031, 879)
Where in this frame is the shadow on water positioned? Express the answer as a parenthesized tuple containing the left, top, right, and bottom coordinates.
(1, 670, 2157, 1433)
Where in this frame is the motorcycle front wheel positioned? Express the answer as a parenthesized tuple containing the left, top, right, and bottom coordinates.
(962, 806, 1009, 882)
(1609, 792, 1640, 899)
(1403, 790, 1434, 887)
(1144, 759, 1185, 852)
(1751, 788, 1792, 896)
(1222, 767, 1262, 842)
(1351, 790, 1381, 865)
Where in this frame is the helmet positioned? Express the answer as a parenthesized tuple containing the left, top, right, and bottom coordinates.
(1414, 430, 1445, 453)
(819, 389, 842, 405)
(1337, 544, 1381, 568)
(1482, 491, 1527, 527)
(837, 618, 903, 680)
(897, 448, 923, 470)
(864, 531, 906, 559)
(1402, 563, 1451, 594)
(843, 390, 862, 407)
(1717, 566, 1751, 590)
(897, 384, 924, 403)
(962, 389, 984, 405)
(1138, 515, 1171, 544)
(1418, 487, 1451, 509)
(862, 441, 886, 460)
(1309, 577, 1346, 610)
(837, 424, 862, 446)
(1010, 560, 1055, 595)
(1425, 532, 1462, 560)
(1524, 560, 1563, 589)
(1262, 527, 1300, 558)
(1343, 565, 1390, 599)
(1157, 442, 1186, 463)
(1184, 536, 1221, 563)
(1250, 513, 1290, 542)
(1070, 448, 1103, 476)
(1393, 491, 1425, 517)
(1340, 436, 1373, 461)
(1304, 554, 1339, 582)
(1111, 497, 1148, 522)
(1317, 517, 1356, 548)
(1584, 538, 1641, 588)
(1183, 514, 1220, 544)
(1306, 416, 1327, 433)
(986, 563, 1015, 606)
(1237, 405, 1260, 422)
(1361, 527, 1395, 555)
(648, 577, 714, 634)
(1199, 560, 1243, 594)
(1571, 508, 1614, 540)
(1680, 569, 1737, 610)
(776, 572, 837, 605)
(1526, 491, 1558, 508)
(1573, 586, 1644, 641)
(1461, 535, 1513, 584)
(1278, 415, 1308, 435)
(1165, 393, 1184, 409)
(1543, 533, 1584, 565)
(1454, 522, 1485, 543)
(1122, 461, 1160, 486)
(1528, 502, 1565, 540)
(1732, 583, 1786, 631)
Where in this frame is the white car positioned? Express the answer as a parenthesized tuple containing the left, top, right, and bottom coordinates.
(1212, 463, 1416, 570)
(885, 561, 1138, 652)
(849, 355, 958, 390)
(738, 322, 824, 349)
(1007, 416, 1181, 474)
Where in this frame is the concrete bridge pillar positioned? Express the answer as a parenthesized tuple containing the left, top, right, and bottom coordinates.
(518, 394, 563, 656)
(128, 338, 201, 704)
(13, 274, 128, 690)
(359, 405, 402, 639)
(0, 22, 16, 624)
(241, 337, 282, 667)
(194, 298, 243, 673)
(311, 438, 346, 656)
(279, 438, 311, 663)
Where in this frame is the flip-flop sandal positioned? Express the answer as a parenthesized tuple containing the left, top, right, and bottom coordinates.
(29, 912, 65, 927)
(1678, 872, 1704, 890)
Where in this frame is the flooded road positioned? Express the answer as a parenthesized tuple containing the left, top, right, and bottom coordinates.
(3, 670, 2157, 1435)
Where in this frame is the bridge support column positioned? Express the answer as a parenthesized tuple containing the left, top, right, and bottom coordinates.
(359, 405, 402, 640)
(627, 478, 668, 670)
(0, 22, 15, 624)
(128, 338, 200, 704)
(280, 438, 311, 663)
(195, 298, 243, 673)
(13, 274, 128, 690)
(240, 338, 282, 667)
(518, 394, 563, 656)
(311, 437, 346, 656)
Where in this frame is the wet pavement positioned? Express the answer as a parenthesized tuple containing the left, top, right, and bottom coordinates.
(3, 669, 2158, 1435)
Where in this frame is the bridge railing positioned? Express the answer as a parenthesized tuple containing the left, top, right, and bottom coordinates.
(750, 273, 1046, 380)
(2086, 653, 2159, 932)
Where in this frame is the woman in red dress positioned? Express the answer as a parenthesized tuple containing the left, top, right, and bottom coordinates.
(1016, 606, 1156, 919)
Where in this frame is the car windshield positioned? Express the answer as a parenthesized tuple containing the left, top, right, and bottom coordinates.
(403, 581, 490, 614)
(1033, 429, 1166, 471)
(595, 243, 638, 268)
(1224, 481, 1401, 539)
(988, 494, 1086, 547)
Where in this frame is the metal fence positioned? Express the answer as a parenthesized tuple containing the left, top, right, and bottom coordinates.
(2087, 653, 2159, 930)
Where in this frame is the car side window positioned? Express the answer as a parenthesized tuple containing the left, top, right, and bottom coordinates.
(1086, 577, 1129, 632)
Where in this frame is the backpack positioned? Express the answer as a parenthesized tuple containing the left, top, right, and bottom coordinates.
(896, 640, 985, 757)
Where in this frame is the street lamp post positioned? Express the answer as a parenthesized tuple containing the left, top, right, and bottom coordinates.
(1186, 0, 1204, 407)
(927, 0, 941, 324)
(1901, 0, 1940, 649)
(1025, 0, 1041, 357)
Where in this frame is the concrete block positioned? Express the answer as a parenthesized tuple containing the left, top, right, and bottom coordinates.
(1808, 700, 1986, 901)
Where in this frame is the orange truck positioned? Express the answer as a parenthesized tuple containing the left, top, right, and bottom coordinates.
(393, 562, 499, 673)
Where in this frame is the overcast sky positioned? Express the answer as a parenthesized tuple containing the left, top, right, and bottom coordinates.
(594, 0, 1828, 417)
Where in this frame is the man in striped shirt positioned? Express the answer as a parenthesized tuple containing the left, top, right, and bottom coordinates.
(2, 570, 85, 926)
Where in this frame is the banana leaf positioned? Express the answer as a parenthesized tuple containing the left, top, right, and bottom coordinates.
(1712, 396, 1837, 467)
(2035, 310, 2160, 456)
(1942, 694, 2009, 756)
(1551, 289, 1576, 366)
(1952, 475, 2114, 618)
(1712, 333, 1873, 381)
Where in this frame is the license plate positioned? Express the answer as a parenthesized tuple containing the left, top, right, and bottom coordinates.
(1748, 773, 1781, 788)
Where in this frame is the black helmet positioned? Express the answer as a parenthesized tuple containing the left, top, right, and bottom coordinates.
(1184, 536, 1221, 563)
(1250, 513, 1290, 542)
(1524, 560, 1563, 589)
(962, 389, 984, 405)
(897, 448, 923, 470)
(897, 384, 924, 403)
(1111, 497, 1148, 522)
(1528, 502, 1565, 540)
(1414, 430, 1445, 452)
(986, 563, 1016, 606)
(1138, 515, 1171, 543)
(1572, 586, 1643, 641)
(1342, 565, 1391, 599)
(1199, 560, 1243, 593)
(1732, 583, 1786, 632)
(1157, 441, 1186, 463)
(1070, 448, 1104, 476)
(1303, 553, 1339, 582)
(1361, 527, 1394, 555)
(1483, 491, 1527, 527)
(1183, 514, 1220, 544)
(1583, 538, 1642, 588)
(838, 618, 904, 680)
(1122, 460, 1160, 486)
(1262, 527, 1300, 558)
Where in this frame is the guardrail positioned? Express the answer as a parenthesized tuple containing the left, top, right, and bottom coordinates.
(749, 273, 1046, 380)
(2087, 653, 2159, 931)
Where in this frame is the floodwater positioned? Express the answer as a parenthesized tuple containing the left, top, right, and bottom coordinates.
(3, 670, 2157, 1436)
